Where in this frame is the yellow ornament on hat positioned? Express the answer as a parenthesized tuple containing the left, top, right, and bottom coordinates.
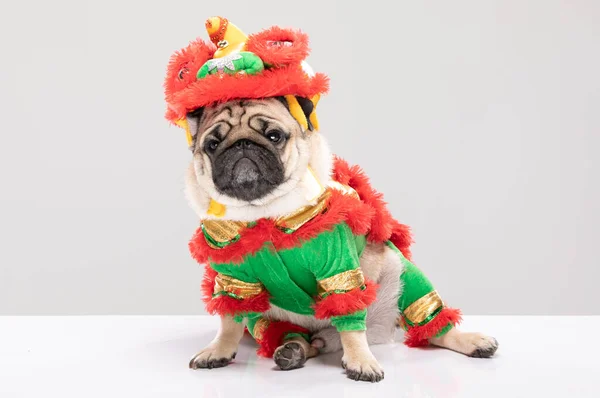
(205, 16, 248, 58)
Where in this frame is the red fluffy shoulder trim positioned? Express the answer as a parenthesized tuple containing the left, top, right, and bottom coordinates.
(313, 280, 378, 319)
(205, 290, 271, 317)
(189, 189, 371, 265)
(404, 307, 463, 347)
(332, 156, 414, 259)
(189, 219, 272, 265)
(256, 321, 310, 358)
(189, 157, 414, 265)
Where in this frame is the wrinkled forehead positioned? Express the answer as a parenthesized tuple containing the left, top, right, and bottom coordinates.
(200, 98, 291, 134)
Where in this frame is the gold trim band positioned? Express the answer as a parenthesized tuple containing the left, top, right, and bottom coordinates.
(317, 269, 365, 296)
(328, 181, 360, 199)
(403, 290, 443, 324)
(203, 220, 246, 244)
(253, 318, 270, 342)
(213, 273, 265, 299)
(201, 181, 359, 246)
(276, 189, 331, 232)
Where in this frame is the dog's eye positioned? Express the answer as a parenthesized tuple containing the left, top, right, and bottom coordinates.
(266, 130, 282, 143)
(205, 140, 219, 153)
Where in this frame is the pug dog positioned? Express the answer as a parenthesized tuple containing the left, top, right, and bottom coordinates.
(182, 97, 498, 382)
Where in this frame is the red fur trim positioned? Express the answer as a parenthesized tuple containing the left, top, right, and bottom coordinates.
(313, 280, 378, 319)
(404, 307, 463, 347)
(247, 27, 310, 66)
(188, 190, 369, 264)
(200, 264, 218, 304)
(270, 190, 371, 250)
(389, 220, 414, 261)
(189, 219, 272, 265)
(167, 66, 329, 122)
(188, 157, 414, 265)
(332, 156, 414, 259)
(205, 290, 271, 317)
(256, 321, 310, 358)
(164, 39, 216, 103)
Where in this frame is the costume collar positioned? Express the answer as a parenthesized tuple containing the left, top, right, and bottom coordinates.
(200, 180, 358, 249)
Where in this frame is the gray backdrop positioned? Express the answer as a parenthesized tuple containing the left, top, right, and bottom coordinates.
(1, 0, 598, 315)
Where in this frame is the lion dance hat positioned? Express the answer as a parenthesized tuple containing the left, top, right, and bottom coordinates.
(164, 16, 330, 146)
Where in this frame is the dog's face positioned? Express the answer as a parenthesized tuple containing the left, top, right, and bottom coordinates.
(186, 98, 314, 206)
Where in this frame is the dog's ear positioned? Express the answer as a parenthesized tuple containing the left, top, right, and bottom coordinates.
(185, 107, 205, 150)
(277, 96, 318, 131)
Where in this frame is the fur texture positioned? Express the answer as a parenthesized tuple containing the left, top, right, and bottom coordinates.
(246, 27, 310, 66)
(167, 58, 328, 122)
(189, 190, 375, 265)
(184, 99, 329, 220)
(332, 157, 413, 260)
(164, 24, 328, 123)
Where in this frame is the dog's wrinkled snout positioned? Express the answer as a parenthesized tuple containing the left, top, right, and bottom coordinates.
(234, 138, 253, 149)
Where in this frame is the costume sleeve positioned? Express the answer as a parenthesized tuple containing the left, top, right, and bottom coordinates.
(388, 241, 463, 347)
(307, 222, 377, 332)
(202, 263, 270, 321)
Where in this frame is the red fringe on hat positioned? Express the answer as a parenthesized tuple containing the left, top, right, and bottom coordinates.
(164, 39, 216, 105)
(256, 321, 310, 358)
(164, 25, 327, 123)
(247, 27, 310, 67)
(404, 307, 463, 347)
(167, 66, 329, 121)
(313, 280, 378, 319)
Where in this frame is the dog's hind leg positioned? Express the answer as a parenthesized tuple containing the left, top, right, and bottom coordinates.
(392, 243, 499, 357)
(273, 335, 318, 370)
(429, 328, 499, 358)
(246, 315, 317, 370)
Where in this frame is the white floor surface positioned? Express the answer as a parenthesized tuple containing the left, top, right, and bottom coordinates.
(0, 316, 598, 397)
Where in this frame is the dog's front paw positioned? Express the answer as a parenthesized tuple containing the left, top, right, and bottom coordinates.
(466, 334, 499, 358)
(341, 354, 384, 383)
(189, 341, 237, 370)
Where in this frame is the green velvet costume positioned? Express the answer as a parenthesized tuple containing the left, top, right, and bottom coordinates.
(190, 172, 462, 356)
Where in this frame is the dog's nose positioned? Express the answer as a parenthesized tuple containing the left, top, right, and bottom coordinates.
(235, 139, 253, 149)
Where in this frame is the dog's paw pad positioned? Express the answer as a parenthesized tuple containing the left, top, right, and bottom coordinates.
(274, 342, 306, 371)
(342, 356, 384, 383)
(468, 336, 499, 358)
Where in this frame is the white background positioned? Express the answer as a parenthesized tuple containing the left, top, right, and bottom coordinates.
(0, 0, 598, 315)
